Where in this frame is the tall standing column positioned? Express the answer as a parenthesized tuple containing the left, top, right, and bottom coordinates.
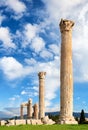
(38, 72, 46, 119)
(33, 103, 39, 119)
(59, 19, 77, 124)
(20, 105, 23, 119)
(27, 99, 32, 119)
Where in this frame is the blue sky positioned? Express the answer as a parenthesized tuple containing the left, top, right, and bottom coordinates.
(0, 0, 88, 118)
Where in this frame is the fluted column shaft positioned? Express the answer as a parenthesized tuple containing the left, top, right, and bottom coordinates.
(20, 105, 23, 119)
(33, 103, 38, 119)
(59, 19, 74, 121)
(38, 72, 46, 119)
(27, 99, 32, 119)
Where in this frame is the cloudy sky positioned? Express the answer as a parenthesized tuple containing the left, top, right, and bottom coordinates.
(0, 0, 88, 118)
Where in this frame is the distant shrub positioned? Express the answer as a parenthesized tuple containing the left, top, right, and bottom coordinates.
(79, 109, 85, 124)
(48, 114, 59, 123)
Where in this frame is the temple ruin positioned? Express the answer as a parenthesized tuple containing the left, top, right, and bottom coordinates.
(20, 99, 33, 119)
(0, 19, 78, 126)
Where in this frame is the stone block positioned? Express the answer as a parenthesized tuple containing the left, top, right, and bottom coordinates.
(0, 120, 7, 126)
(41, 116, 49, 124)
(26, 119, 31, 124)
(31, 119, 37, 125)
(15, 119, 26, 125)
(36, 119, 43, 125)
(41, 116, 55, 125)
(7, 120, 15, 126)
(47, 119, 55, 125)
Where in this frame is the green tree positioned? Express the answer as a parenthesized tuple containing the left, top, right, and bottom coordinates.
(48, 114, 59, 123)
(79, 109, 85, 124)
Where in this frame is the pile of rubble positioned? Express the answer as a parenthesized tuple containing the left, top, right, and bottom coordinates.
(0, 116, 55, 126)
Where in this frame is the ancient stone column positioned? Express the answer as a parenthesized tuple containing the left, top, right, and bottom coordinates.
(59, 19, 77, 124)
(27, 99, 32, 119)
(20, 105, 23, 119)
(33, 103, 39, 119)
(38, 72, 46, 119)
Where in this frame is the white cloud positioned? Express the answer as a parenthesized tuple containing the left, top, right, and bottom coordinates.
(22, 23, 46, 53)
(41, 0, 88, 83)
(1, 0, 88, 117)
(9, 95, 20, 101)
(42, 0, 86, 20)
(0, 57, 33, 80)
(31, 37, 45, 53)
(0, 0, 27, 20)
(0, 55, 60, 115)
(8, 95, 22, 109)
(40, 49, 53, 59)
(0, 14, 6, 25)
(73, 52, 88, 82)
(21, 86, 39, 98)
(21, 90, 27, 95)
(23, 23, 38, 47)
(4, 107, 20, 116)
(49, 44, 59, 55)
(18, 56, 60, 109)
(6, 0, 26, 14)
(17, 22, 47, 55)
(34, 92, 38, 96)
(9, 97, 16, 101)
(33, 56, 60, 108)
(0, 110, 15, 118)
(0, 57, 23, 79)
(76, 97, 80, 100)
(21, 90, 38, 97)
(72, 3, 88, 82)
(25, 58, 37, 65)
(0, 27, 16, 49)
(8, 95, 21, 109)
(32, 86, 39, 92)
(45, 104, 59, 112)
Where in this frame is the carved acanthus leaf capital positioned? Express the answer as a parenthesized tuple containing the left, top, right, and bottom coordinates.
(59, 19, 74, 32)
(33, 103, 38, 107)
(28, 98, 32, 103)
(38, 72, 46, 79)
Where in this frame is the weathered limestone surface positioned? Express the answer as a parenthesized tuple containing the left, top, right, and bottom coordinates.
(27, 99, 32, 119)
(20, 102, 32, 119)
(15, 119, 26, 125)
(0, 120, 15, 126)
(38, 72, 46, 119)
(20, 105, 23, 119)
(26, 119, 31, 124)
(33, 103, 38, 119)
(0, 118, 54, 126)
(20, 102, 28, 119)
(41, 116, 55, 125)
(0, 120, 7, 126)
(59, 19, 77, 124)
(36, 119, 43, 125)
(31, 119, 37, 125)
(7, 120, 15, 126)
(30, 119, 43, 125)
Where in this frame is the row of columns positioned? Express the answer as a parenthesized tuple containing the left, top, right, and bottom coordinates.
(20, 19, 77, 124)
(20, 99, 38, 119)
(20, 72, 46, 120)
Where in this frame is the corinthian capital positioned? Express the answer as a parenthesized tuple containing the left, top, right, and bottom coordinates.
(59, 19, 74, 32)
(38, 72, 46, 79)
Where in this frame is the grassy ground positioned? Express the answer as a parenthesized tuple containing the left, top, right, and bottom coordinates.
(0, 125, 88, 130)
